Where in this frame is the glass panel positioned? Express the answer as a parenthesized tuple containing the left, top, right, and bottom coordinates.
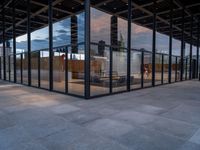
(155, 54, 162, 85)
(171, 56, 176, 82)
(22, 52, 28, 84)
(112, 47, 127, 93)
(90, 1, 128, 94)
(90, 44, 110, 96)
(131, 20, 153, 52)
(90, 7, 111, 46)
(53, 49, 65, 92)
(183, 58, 186, 80)
(68, 44, 85, 96)
(40, 50, 49, 89)
(10, 55, 14, 81)
(163, 55, 169, 83)
(143, 52, 152, 87)
(172, 38, 181, 56)
(156, 32, 169, 54)
(185, 43, 190, 57)
(31, 51, 39, 87)
(7, 40, 14, 80)
(131, 50, 142, 89)
(31, 0, 49, 89)
(185, 58, 190, 80)
(177, 57, 181, 81)
(16, 54, 21, 83)
(52, 9, 71, 92)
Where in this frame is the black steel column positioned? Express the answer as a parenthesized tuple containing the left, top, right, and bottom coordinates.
(185, 59, 188, 80)
(141, 51, 144, 88)
(20, 53, 23, 83)
(27, 0, 31, 86)
(189, 16, 193, 80)
(85, 0, 90, 99)
(38, 51, 40, 87)
(8, 56, 10, 81)
(168, 0, 173, 83)
(0, 57, 1, 79)
(175, 57, 178, 81)
(197, 21, 200, 77)
(110, 47, 113, 93)
(2, 6, 6, 80)
(12, 0, 16, 83)
(127, 0, 132, 91)
(180, 7, 185, 81)
(48, 0, 53, 90)
(152, 0, 157, 86)
(65, 47, 68, 93)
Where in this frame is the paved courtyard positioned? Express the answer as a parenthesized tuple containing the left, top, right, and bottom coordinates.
(0, 80, 200, 150)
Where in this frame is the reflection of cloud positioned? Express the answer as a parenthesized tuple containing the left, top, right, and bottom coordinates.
(56, 29, 67, 34)
(133, 24, 151, 34)
(33, 39, 48, 43)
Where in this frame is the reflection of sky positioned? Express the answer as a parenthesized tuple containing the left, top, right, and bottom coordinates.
(12, 8, 191, 57)
(15, 13, 85, 53)
(91, 8, 182, 56)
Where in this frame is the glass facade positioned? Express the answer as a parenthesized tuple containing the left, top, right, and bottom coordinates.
(0, 0, 199, 99)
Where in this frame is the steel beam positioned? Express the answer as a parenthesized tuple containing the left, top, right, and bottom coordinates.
(127, 0, 131, 91)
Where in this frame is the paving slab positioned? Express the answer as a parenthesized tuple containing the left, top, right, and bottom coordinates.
(0, 80, 200, 150)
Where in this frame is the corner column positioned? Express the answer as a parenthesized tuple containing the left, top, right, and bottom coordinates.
(85, 0, 90, 99)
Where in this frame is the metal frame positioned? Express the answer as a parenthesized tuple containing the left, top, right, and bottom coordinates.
(2, 5, 6, 80)
(197, 21, 200, 77)
(168, 0, 173, 83)
(13, 0, 16, 83)
(38, 51, 41, 87)
(141, 51, 144, 88)
(49, 0, 53, 91)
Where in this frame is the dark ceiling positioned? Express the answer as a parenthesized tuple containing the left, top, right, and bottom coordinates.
(0, 0, 200, 46)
